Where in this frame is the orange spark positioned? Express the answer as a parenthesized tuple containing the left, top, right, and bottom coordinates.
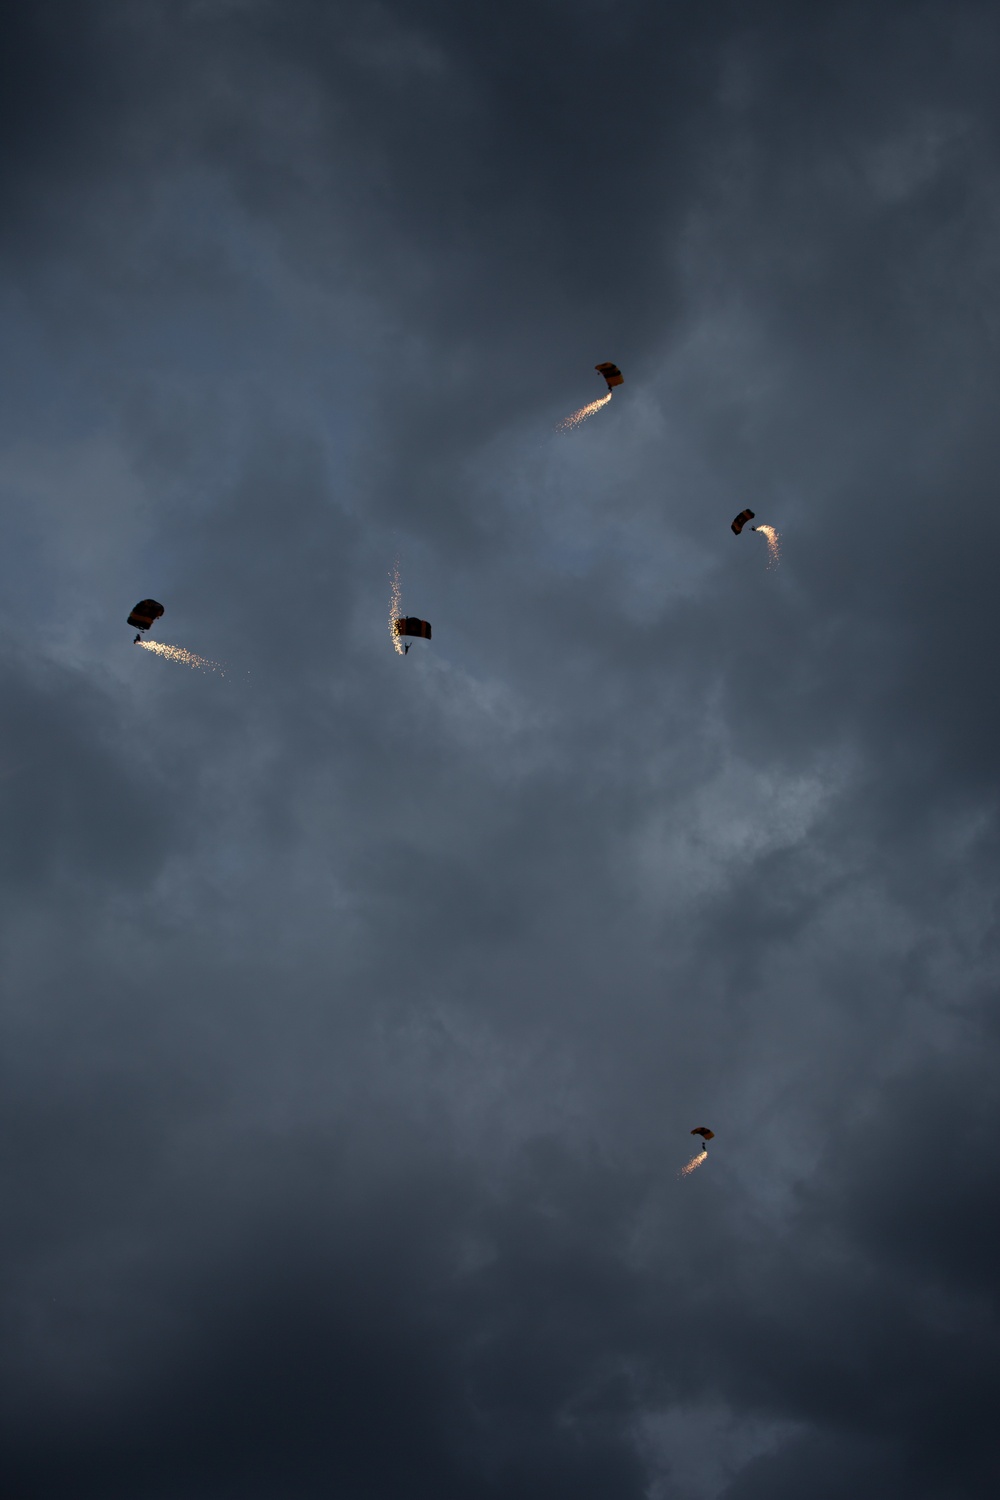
(557, 391, 612, 431)
(389, 561, 404, 654)
(754, 525, 781, 569)
(136, 640, 225, 675)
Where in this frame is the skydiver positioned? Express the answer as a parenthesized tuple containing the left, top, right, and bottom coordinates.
(134, 633, 141, 644)
(404, 641, 411, 655)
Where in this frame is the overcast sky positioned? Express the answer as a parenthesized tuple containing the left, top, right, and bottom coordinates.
(2, 2, 1000, 1496)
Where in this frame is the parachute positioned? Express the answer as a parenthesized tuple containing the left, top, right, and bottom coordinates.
(595, 362, 624, 391)
(394, 617, 432, 641)
(731, 510, 755, 535)
(690, 1127, 715, 1142)
(127, 599, 164, 632)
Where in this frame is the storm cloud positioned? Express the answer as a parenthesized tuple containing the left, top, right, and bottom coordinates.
(2, 2, 1000, 1496)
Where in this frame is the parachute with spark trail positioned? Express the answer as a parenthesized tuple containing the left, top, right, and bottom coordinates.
(127, 599, 164, 632)
(557, 361, 623, 431)
(731, 510, 755, 535)
(679, 1126, 714, 1179)
(394, 617, 432, 641)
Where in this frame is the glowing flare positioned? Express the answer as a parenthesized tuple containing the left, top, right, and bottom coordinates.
(557, 391, 612, 431)
(389, 561, 404, 654)
(678, 1149, 708, 1179)
(754, 524, 781, 568)
(137, 640, 225, 675)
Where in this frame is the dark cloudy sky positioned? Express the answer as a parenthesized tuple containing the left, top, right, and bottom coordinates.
(3, 2, 1000, 1495)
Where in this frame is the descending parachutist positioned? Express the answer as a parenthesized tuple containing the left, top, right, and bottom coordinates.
(136, 640, 225, 675)
(594, 362, 624, 392)
(128, 599, 165, 634)
(680, 1126, 713, 1178)
(557, 361, 623, 432)
(752, 524, 781, 568)
(394, 616, 432, 649)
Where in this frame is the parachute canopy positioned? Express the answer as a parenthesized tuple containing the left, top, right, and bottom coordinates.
(394, 617, 432, 640)
(127, 599, 164, 631)
(595, 361, 624, 391)
(690, 1127, 715, 1141)
(731, 510, 755, 535)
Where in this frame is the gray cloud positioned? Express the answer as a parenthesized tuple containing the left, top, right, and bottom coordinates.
(2, 1, 1000, 1496)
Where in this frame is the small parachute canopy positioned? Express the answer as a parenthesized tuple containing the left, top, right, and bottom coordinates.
(394, 617, 432, 640)
(127, 599, 164, 631)
(731, 510, 755, 535)
(595, 362, 624, 391)
(690, 1127, 715, 1141)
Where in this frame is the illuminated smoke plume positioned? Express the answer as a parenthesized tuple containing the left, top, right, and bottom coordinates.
(557, 391, 612, 432)
(754, 525, 781, 568)
(678, 1149, 708, 1179)
(137, 640, 225, 675)
(389, 561, 404, 654)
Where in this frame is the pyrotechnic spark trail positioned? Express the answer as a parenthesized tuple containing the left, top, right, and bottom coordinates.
(754, 525, 781, 568)
(678, 1149, 708, 1179)
(137, 640, 225, 675)
(389, 560, 404, 654)
(557, 391, 612, 432)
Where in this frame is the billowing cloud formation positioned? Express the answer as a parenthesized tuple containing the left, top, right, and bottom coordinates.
(2, 2, 1000, 1496)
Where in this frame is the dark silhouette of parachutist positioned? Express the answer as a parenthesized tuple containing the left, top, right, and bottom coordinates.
(127, 599, 164, 632)
(134, 633, 141, 644)
(404, 642, 410, 654)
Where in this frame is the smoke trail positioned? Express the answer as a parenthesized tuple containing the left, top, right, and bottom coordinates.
(678, 1149, 708, 1179)
(754, 525, 781, 568)
(557, 391, 612, 432)
(389, 560, 404, 654)
(136, 640, 225, 675)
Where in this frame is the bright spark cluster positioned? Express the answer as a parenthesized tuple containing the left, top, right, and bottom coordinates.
(557, 391, 612, 432)
(389, 561, 404, 653)
(137, 640, 225, 675)
(755, 524, 781, 568)
(678, 1149, 708, 1179)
